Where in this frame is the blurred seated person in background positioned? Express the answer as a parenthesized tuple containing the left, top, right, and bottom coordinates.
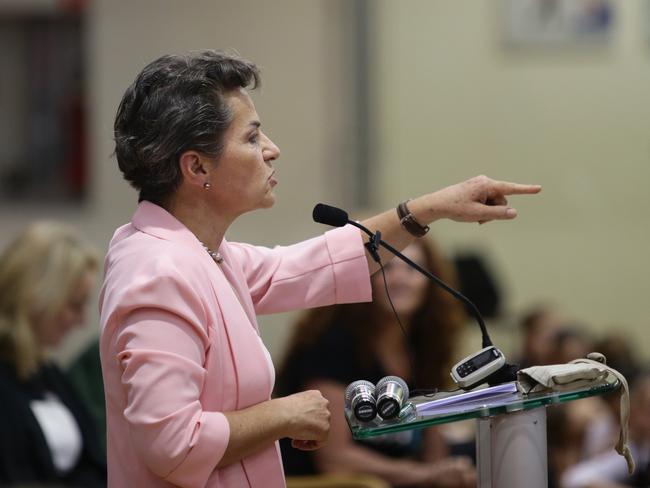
(68, 338, 106, 457)
(560, 372, 650, 488)
(276, 237, 475, 487)
(547, 328, 641, 487)
(550, 325, 593, 365)
(518, 305, 564, 369)
(451, 252, 502, 320)
(593, 333, 642, 387)
(0, 222, 106, 487)
(577, 332, 644, 459)
(548, 393, 612, 487)
(545, 322, 598, 485)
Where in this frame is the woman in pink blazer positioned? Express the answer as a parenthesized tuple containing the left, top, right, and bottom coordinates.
(100, 50, 540, 487)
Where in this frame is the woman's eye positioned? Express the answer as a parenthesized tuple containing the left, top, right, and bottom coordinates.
(248, 133, 259, 144)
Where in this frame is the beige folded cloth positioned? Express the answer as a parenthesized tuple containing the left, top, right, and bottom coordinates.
(517, 352, 634, 475)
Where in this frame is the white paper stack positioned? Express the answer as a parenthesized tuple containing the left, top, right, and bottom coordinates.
(414, 382, 519, 417)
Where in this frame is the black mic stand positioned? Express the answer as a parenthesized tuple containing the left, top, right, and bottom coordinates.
(346, 219, 518, 386)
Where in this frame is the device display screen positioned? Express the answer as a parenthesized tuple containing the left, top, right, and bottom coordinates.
(471, 348, 498, 369)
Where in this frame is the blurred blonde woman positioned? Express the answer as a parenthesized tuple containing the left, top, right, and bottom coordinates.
(0, 222, 106, 487)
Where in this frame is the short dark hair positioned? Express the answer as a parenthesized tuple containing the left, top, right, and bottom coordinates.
(114, 50, 260, 205)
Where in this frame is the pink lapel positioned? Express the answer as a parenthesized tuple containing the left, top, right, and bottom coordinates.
(131, 202, 260, 332)
(130, 202, 271, 409)
(215, 243, 260, 334)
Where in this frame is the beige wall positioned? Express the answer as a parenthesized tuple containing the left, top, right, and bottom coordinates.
(85, 0, 360, 364)
(372, 0, 650, 357)
(2, 0, 648, 367)
(1, 0, 354, 364)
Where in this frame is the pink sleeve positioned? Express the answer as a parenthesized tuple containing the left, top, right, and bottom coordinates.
(114, 272, 229, 487)
(229, 224, 372, 314)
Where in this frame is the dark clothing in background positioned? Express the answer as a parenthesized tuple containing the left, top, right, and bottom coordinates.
(67, 340, 106, 456)
(0, 360, 106, 487)
(631, 457, 650, 486)
(275, 322, 423, 475)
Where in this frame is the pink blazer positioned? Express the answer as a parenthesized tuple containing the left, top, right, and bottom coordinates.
(99, 202, 372, 488)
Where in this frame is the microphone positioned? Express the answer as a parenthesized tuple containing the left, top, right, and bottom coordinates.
(375, 376, 409, 419)
(345, 380, 377, 422)
(312, 203, 348, 227)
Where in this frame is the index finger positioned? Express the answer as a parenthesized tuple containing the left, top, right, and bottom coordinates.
(493, 181, 542, 195)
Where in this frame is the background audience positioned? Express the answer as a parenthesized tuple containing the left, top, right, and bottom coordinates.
(0, 222, 106, 487)
(0, 221, 645, 487)
(2, 227, 634, 488)
(276, 237, 475, 487)
(559, 373, 650, 488)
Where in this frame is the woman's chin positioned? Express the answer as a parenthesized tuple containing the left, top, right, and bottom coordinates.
(262, 193, 276, 208)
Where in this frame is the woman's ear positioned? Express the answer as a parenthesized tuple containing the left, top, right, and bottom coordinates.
(178, 150, 210, 188)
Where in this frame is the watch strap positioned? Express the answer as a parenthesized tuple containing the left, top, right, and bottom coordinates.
(397, 200, 429, 237)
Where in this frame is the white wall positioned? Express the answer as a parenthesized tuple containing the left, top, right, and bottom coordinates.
(372, 0, 650, 357)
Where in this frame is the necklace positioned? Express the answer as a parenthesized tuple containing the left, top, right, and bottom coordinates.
(201, 243, 224, 264)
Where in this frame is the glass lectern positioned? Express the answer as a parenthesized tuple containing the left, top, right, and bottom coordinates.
(346, 375, 620, 488)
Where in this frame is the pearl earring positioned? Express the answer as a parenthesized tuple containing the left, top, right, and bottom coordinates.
(203, 182, 211, 190)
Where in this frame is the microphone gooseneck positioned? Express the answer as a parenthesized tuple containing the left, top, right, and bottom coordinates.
(314, 203, 493, 349)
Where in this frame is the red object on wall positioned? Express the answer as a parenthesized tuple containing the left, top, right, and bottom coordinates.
(59, 0, 86, 14)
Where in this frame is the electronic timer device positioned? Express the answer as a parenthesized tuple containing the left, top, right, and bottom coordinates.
(450, 346, 506, 390)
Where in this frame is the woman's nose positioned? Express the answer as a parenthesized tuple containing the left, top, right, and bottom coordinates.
(263, 133, 280, 162)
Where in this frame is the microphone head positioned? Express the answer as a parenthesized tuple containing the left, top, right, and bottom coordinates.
(345, 380, 377, 422)
(312, 203, 349, 227)
(375, 376, 409, 420)
(376, 375, 409, 399)
(345, 380, 375, 406)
